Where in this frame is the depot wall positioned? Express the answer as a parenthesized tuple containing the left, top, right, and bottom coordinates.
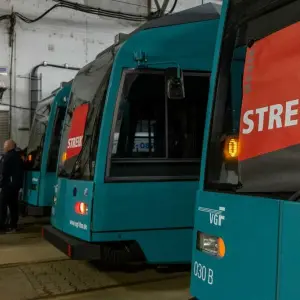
(0, 0, 210, 148)
(155, 0, 222, 12)
(0, 0, 148, 148)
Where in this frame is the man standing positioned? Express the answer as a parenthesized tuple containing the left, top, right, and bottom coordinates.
(0, 140, 24, 232)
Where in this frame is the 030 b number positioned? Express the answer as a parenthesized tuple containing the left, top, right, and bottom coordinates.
(193, 261, 214, 285)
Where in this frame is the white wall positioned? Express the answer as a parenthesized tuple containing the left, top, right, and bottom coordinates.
(153, 0, 222, 13)
(0, 0, 216, 148)
(84, 0, 148, 16)
(0, 0, 147, 148)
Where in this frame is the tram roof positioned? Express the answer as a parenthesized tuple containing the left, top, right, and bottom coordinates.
(73, 3, 221, 99)
(139, 2, 221, 31)
(93, 2, 221, 61)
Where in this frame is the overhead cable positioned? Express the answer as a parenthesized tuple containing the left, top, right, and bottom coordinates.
(0, 0, 176, 24)
(0, 1, 146, 24)
(51, 0, 146, 21)
(167, 0, 178, 14)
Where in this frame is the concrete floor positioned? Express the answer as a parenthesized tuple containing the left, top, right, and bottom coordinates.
(0, 225, 65, 266)
(55, 276, 190, 300)
(0, 221, 191, 300)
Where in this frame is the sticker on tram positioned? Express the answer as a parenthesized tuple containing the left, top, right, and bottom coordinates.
(193, 261, 214, 285)
(198, 206, 226, 227)
(66, 103, 89, 160)
(70, 220, 88, 230)
(240, 21, 300, 161)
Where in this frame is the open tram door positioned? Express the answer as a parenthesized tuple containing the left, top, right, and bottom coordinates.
(190, 1, 300, 300)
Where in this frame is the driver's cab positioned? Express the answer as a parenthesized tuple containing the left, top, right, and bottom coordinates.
(48, 3, 219, 264)
(23, 84, 71, 215)
(191, 1, 300, 300)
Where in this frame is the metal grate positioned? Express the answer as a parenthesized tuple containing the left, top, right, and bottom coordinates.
(0, 111, 9, 154)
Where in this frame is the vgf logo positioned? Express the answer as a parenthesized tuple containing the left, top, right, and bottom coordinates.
(198, 206, 226, 227)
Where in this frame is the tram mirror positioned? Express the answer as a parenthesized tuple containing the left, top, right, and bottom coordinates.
(166, 67, 185, 100)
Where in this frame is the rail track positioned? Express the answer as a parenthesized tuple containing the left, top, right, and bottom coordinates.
(0, 219, 190, 299)
(0, 255, 190, 300)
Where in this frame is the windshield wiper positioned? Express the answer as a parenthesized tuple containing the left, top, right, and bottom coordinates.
(68, 69, 111, 179)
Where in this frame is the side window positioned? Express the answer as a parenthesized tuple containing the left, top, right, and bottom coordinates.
(112, 73, 165, 159)
(107, 71, 210, 180)
(47, 107, 66, 172)
(27, 100, 52, 171)
(168, 75, 208, 159)
(133, 120, 156, 154)
(86, 88, 108, 179)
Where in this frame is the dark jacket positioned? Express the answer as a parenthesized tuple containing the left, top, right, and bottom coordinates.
(0, 149, 24, 190)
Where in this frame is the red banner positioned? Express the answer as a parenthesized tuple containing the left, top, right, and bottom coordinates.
(239, 22, 300, 161)
(66, 103, 89, 160)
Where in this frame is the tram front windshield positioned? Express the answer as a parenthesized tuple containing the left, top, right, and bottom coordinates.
(205, 0, 300, 198)
(27, 97, 53, 171)
(58, 48, 114, 180)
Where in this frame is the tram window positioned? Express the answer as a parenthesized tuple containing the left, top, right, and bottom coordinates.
(168, 75, 208, 159)
(108, 71, 209, 180)
(112, 73, 165, 159)
(26, 99, 52, 171)
(47, 107, 66, 172)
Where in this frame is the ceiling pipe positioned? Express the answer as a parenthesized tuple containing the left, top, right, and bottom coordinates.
(159, 0, 170, 16)
(29, 62, 80, 125)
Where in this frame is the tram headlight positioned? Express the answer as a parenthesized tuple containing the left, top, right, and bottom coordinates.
(75, 202, 88, 215)
(223, 135, 239, 161)
(196, 231, 226, 258)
